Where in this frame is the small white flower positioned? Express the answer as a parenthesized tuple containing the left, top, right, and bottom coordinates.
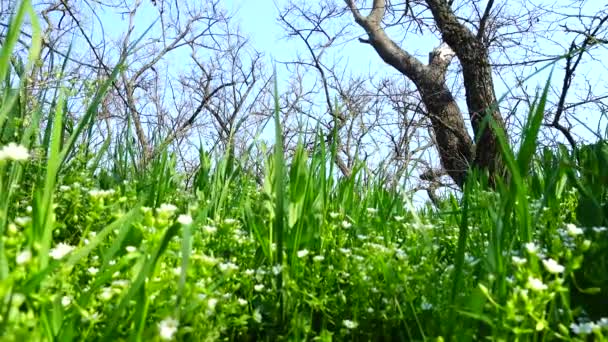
(158, 203, 178, 215)
(16, 249, 32, 265)
(565, 223, 584, 236)
(99, 287, 113, 301)
(542, 258, 565, 274)
(527, 276, 547, 292)
(158, 317, 179, 340)
(366, 207, 378, 214)
(297, 249, 309, 258)
(177, 214, 193, 225)
(329, 212, 340, 219)
(49, 243, 75, 260)
(593, 226, 607, 233)
(570, 322, 596, 335)
(272, 265, 282, 275)
(394, 216, 404, 222)
(341, 220, 352, 229)
(0, 143, 29, 161)
(125, 246, 137, 253)
(224, 218, 237, 225)
(173, 267, 182, 276)
(61, 295, 71, 307)
(218, 262, 238, 273)
(313, 255, 325, 262)
(87, 267, 99, 275)
(14, 216, 31, 227)
(511, 256, 526, 265)
(343, 319, 359, 329)
(237, 298, 248, 306)
(203, 225, 217, 234)
(207, 298, 218, 312)
(524, 242, 538, 254)
(253, 309, 262, 323)
(254, 284, 265, 292)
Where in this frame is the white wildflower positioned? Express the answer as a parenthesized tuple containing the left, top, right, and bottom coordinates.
(177, 214, 193, 225)
(341, 220, 352, 229)
(203, 225, 217, 234)
(237, 298, 248, 306)
(158, 203, 178, 215)
(524, 242, 538, 254)
(49, 243, 75, 260)
(87, 267, 99, 275)
(61, 295, 72, 307)
(565, 223, 584, 236)
(570, 322, 596, 335)
(527, 276, 547, 292)
(207, 298, 218, 312)
(511, 256, 527, 265)
(14, 216, 31, 227)
(297, 249, 309, 258)
(343, 319, 359, 329)
(329, 212, 340, 219)
(254, 284, 265, 292)
(158, 317, 179, 340)
(99, 287, 113, 301)
(542, 258, 565, 274)
(125, 246, 137, 253)
(313, 255, 325, 262)
(0, 143, 29, 161)
(16, 249, 32, 265)
(253, 309, 262, 323)
(366, 207, 378, 214)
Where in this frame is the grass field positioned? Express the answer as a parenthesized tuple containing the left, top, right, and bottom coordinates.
(1, 2, 607, 341)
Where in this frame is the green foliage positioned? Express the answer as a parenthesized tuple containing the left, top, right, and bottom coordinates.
(0, 3, 608, 341)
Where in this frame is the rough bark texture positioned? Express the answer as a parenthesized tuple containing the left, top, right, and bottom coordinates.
(426, 0, 505, 185)
(346, 0, 507, 188)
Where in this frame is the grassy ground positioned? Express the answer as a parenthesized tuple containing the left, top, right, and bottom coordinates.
(1, 2, 607, 341)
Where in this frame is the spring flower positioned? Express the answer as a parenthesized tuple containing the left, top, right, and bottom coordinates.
(16, 249, 32, 265)
(158, 317, 179, 340)
(565, 223, 583, 236)
(297, 249, 309, 258)
(49, 243, 75, 260)
(253, 309, 262, 323)
(177, 214, 193, 225)
(341, 220, 352, 229)
(87, 267, 99, 275)
(542, 258, 565, 274)
(237, 298, 248, 306)
(527, 276, 548, 292)
(158, 203, 178, 215)
(511, 256, 526, 265)
(524, 242, 538, 254)
(343, 319, 359, 329)
(313, 255, 325, 262)
(125, 246, 137, 253)
(207, 298, 218, 312)
(61, 296, 72, 307)
(254, 284, 265, 292)
(203, 225, 217, 234)
(366, 207, 378, 214)
(0, 143, 29, 161)
(570, 322, 596, 335)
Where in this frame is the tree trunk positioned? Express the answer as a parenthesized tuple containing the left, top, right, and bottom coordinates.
(346, 0, 507, 188)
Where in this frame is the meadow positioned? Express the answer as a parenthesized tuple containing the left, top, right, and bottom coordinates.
(1, 2, 608, 341)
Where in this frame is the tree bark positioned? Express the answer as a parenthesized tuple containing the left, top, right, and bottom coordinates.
(346, 0, 506, 187)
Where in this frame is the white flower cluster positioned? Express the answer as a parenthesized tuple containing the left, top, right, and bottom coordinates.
(0, 143, 29, 161)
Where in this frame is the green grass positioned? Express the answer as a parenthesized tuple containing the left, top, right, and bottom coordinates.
(1, 2, 608, 341)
